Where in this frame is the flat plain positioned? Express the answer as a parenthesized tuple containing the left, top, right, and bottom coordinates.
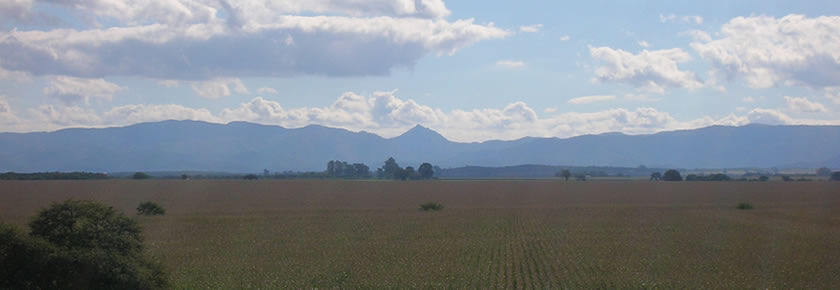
(1, 180, 839, 288)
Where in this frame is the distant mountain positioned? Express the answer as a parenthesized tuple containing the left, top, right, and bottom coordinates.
(1, 120, 839, 172)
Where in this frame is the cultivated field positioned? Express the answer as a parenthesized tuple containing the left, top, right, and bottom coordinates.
(1, 180, 839, 288)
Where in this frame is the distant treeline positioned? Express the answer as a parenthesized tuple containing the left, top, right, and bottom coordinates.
(439, 165, 668, 179)
(0, 172, 110, 180)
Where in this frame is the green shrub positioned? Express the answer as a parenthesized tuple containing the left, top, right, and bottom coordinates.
(137, 202, 166, 216)
(419, 202, 444, 211)
(736, 202, 753, 210)
(0, 200, 168, 289)
(133, 172, 151, 179)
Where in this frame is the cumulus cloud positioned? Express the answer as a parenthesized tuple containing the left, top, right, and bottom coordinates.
(568, 95, 616, 104)
(825, 87, 840, 104)
(43, 76, 124, 105)
(0, 0, 507, 80)
(589, 46, 703, 94)
(784, 96, 827, 113)
(660, 14, 703, 25)
(496, 60, 525, 68)
(190, 78, 248, 99)
(6, 90, 839, 140)
(692, 14, 840, 89)
(519, 24, 543, 33)
(257, 87, 278, 95)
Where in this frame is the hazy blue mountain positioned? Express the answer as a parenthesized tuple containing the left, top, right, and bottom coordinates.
(1, 120, 839, 172)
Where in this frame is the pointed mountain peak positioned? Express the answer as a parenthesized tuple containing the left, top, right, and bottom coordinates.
(394, 124, 447, 141)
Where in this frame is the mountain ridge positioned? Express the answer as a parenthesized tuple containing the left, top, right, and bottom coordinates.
(1, 120, 839, 172)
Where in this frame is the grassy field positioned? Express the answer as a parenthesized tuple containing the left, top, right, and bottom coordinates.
(2, 180, 839, 288)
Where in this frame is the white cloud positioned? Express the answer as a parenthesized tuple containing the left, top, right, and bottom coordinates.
(568, 95, 616, 104)
(496, 60, 525, 68)
(559, 35, 570, 41)
(589, 46, 703, 94)
(257, 87, 278, 95)
(638, 40, 649, 48)
(692, 14, 840, 89)
(0, 1, 507, 80)
(784, 96, 827, 113)
(43, 76, 124, 105)
(519, 24, 543, 33)
(6, 90, 839, 140)
(826, 87, 840, 104)
(660, 14, 703, 25)
(623, 94, 661, 102)
(190, 78, 248, 99)
(157, 80, 180, 88)
(0, 67, 29, 81)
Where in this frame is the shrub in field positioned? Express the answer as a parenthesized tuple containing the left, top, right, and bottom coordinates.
(759, 175, 769, 182)
(1, 200, 167, 289)
(133, 172, 151, 179)
(137, 202, 166, 216)
(419, 202, 444, 211)
(736, 202, 753, 210)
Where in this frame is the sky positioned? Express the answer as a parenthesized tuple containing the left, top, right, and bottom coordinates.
(1, 0, 839, 142)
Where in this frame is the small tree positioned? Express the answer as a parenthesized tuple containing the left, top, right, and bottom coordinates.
(831, 171, 840, 181)
(758, 175, 769, 182)
(561, 169, 571, 181)
(180, 174, 189, 180)
(662, 169, 682, 181)
(649, 172, 661, 181)
(133, 172, 150, 179)
(3, 200, 169, 289)
(419, 202, 444, 211)
(418, 163, 434, 179)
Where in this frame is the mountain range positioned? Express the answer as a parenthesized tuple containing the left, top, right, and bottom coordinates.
(1, 120, 839, 172)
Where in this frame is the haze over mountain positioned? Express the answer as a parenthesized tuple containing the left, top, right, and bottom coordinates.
(1, 120, 839, 173)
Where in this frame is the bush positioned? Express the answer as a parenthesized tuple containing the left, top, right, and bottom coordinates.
(133, 172, 151, 179)
(736, 202, 754, 210)
(419, 202, 444, 211)
(137, 202, 166, 216)
(0, 200, 168, 289)
(831, 171, 840, 181)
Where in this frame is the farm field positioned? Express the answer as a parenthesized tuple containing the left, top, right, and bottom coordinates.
(1, 180, 839, 288)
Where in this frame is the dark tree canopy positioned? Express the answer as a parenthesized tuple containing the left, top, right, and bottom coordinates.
(662, 169, 682, 181)
(381, 157, 403, 180)
(418, 163, 434, 179)
(2, 200, 167, 289)
(832, 171, 840, 181)
(326, 160, 371, 178)
(133, 172, 151, 179)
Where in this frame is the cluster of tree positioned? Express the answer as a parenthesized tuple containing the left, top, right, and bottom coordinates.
(648, 169, 683, 181)
(685, 173, 732, 181)
(0, 171, 110, 180)
(0, 200, 167, 289)
(326, 160, 371, 179)
(832, 171, 840, 181)
(376, 157, 435, 180)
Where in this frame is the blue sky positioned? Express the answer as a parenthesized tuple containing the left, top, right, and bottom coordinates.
(1, 0, 839, 141)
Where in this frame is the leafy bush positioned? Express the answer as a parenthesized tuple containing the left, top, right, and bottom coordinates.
(419, 202, 444, 211)
(1, 200, 167, 289)
(133, 172, 151, 179)
(137, 202, 166, 216)
(736, 202, 754, 210)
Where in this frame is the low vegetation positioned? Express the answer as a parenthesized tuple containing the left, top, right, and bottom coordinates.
(137, 201, 166, 216)
(736, 202, 754, 210)
(419, 202, 444, 211)
(0, 171, 109, 180)
(0, 200, 166, 289)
